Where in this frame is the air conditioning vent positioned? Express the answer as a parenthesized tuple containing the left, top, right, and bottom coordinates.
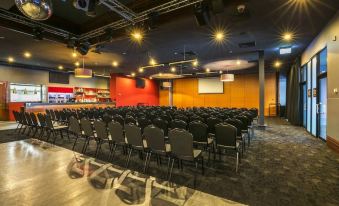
(238, 41, 256, 48)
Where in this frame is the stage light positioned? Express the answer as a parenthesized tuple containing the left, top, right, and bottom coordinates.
(24, 52, 31, 58)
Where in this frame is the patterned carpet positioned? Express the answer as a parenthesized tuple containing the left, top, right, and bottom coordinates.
(0, 118, 338, 206)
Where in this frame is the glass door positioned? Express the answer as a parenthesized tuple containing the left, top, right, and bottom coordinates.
(318, 77, 327, 140)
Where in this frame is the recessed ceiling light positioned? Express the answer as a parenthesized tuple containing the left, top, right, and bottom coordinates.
(72, 52, 77, 58)
(8, 57, 14, 63)
(274, 61, 282, 68)
(23, 52, 31, 58)
(138, 68, 144, 73)
(193, 60, 198, 67)
(131, 29, 144, 42)
(236, 60, 241, 65)
(58, 65, 64, 70)
(214, 31, 225, 42)
(112, 61, 119, 67)
(149, 76, 153, 80)
(205, 68, 210, 73)
(282, 32, 293, 41)
(149, 58, 157, 66)
(219, 70, 223, 74)
(131, 72, 136, 77)
(74, 61, 80, 67)
(171, 67, 176, 72)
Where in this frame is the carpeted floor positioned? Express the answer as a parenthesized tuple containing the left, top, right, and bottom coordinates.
(0, 118, 338, 206)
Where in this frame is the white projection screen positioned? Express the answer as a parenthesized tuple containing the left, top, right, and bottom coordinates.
(198, 78, 224, 94)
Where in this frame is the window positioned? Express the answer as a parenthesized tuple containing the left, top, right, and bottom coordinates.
(10, 83, 42, 102)
(319, 48, 327, 74)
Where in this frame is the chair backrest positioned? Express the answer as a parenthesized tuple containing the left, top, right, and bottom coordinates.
(37, 113, 46, 127)
(225, 118, 243, 136)
(107, 122, 125, 143)
(174, 114, 188, 122)
(93, 121, 108, 140)
(143, 125, 166, 152)
(125, 123, 143, 147)
(215, 123, 237, 147)
(80, 118, 94, 137)
(189, 121, 208, 143)
(25, 112, 33, 126)
(125, 116, 136, 125)
(168, 129, 194, 160)
(171, 119, 187, 130)
(102, 113, 112, 124)
(153, 118, 168, 136)
(30, 113, 39, 126)
(137, 117, 151, 132)
(206, 117, 222, 134)
(69, 116, 81, 135)
(45, 115, 54, 129)
(114, 115, 125, 126)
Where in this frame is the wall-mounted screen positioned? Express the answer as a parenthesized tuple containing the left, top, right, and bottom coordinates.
(198, 78, 224, 94)
(49, 72, 70, 84)
(10, 83, 42, 102)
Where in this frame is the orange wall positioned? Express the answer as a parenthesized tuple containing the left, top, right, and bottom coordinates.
(159, 73, 276, 116)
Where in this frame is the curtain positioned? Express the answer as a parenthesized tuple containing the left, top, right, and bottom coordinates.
(286, 59, 301, 125)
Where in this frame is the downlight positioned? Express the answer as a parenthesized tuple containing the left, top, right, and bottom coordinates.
(15, 0, 53, 20)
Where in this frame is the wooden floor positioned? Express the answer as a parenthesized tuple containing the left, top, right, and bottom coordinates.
(0, 121, 18, 131)
(0, 140, 244, 206)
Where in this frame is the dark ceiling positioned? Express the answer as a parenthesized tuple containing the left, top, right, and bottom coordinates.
(0, 0, 338, 77)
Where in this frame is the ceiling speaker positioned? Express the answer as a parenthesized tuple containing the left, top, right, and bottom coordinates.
(194, 3, 210, 26)
(15, 0, 53, 20)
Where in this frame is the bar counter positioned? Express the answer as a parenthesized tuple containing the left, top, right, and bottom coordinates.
(25, 102, 116, 113)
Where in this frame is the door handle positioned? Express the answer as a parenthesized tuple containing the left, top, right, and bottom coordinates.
(316, 104, 320, 114)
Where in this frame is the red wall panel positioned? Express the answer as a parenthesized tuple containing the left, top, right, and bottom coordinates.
(110, 75, 159, 107)
(8, 102, 24, 121)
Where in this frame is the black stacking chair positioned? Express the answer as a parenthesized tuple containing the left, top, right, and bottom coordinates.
(143, 125, 171, 173)
(102, 113, 113, 125)
(215, 123, 242, 172)
(107, 122, 127, 160)
(125, 116, 136, 125)
(81, 118, 97, 154)
(189, 121, 214, 161)
(170, 119, 187, 130)
(174, 114, 188, 123)
(235, 115, 251, 147)
(45, 115, 67, 143)
(93, 121, 112, 158)
(24, 112, 34, 136)
(225, 118, 245, 153)
(30, 113, 40, 138)
(37, 113, 47, 139)
(137, 117, 152, 133)
(124, 123, 148, 171)
(153, 118, 169, 136)
(113, 115, 125, 126)
(206, 117, 222, 135)
(168, 129, 204, 181)
(13, 111, 22, 133)
(69, 116, 84, 151)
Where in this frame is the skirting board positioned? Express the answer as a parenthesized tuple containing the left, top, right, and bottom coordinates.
(327, 136, 339, 153)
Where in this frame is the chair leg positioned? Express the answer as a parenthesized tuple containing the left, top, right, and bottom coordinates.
(143, 152, 150, 173)
(82, 138, 90, 154)
(109, 144, 117, 161)
(72, 135, 79, 151)
(126, 148, 133, 168)
(168, 158, 175, 182)
(166, 157, 171, 180)
(236, 151, 239, 173)
(201, 157, 204, 175)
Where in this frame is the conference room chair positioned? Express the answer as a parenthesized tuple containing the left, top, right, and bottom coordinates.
(153, 118, 169, 137)
(189, 121, 214, 162)
(107, 121, 127, 160)
(143, 125, 171, 173)
(225, 118, 246, 154)
(69, 116, 84, 152)
(137, 117, 152, 133)
(125, 115, 136, 125)
(215, 123, 242, 172)
(124, 123, 148, 172)
(45, 115, 67, 144)
(93, 120, 112, 158)
(113, 114, 125, 127)
(168, 129, 204, 181)
(170, 119, 187, 130)
(80, 118, 97, 154)
(206, 116, 222, 135)
(29, 112, 41, 138)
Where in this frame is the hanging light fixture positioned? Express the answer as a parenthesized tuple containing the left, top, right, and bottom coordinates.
(220, 74, 235, 82)
(75, 57, 92, 78)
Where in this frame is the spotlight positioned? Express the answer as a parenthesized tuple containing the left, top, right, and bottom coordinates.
(274, 61, 282, 68)
(283, 32, 293, 41)
(131, 29, 144, 42)
(138, 68, 144, 73)
(24, 52, 31, 58)
(8, 57, 14, 63)
(73, 0, 97, 17)
(67, 36, 77, 48)
(149, 76, 153, 80)
(214, 31, 225, 42)
(76, 42, 90, 56)
(131, 72, 136, 77)
(205, 68, 210, 73)
(170, 67, 176, 72)
(58, 65, 64, 70)
(112, 61, 119, 67)
(72, 52, 77, 58)
(75, 61, 80, 67)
